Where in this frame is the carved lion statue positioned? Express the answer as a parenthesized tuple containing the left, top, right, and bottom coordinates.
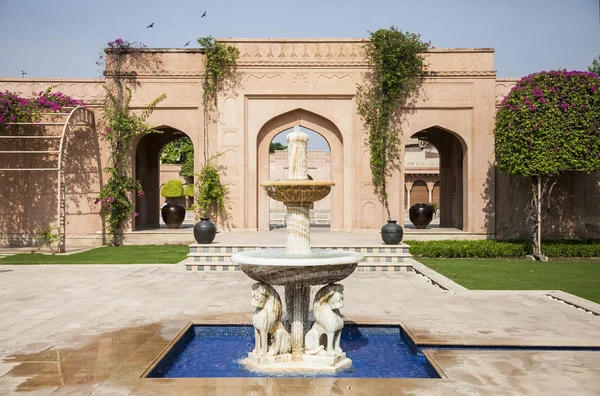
(251, 282, 291, 356)
(304, 284, 344, 356)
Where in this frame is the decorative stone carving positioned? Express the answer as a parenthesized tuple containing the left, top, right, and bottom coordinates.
(304, 284, 345, 358)
(250, 283, 291, 358)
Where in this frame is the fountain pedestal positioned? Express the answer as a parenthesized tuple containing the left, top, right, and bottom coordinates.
(232, 127, 364, 373)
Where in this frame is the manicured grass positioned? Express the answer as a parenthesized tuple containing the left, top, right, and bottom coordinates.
(0, 245, 189, 264)
(420, 258, 600, 304)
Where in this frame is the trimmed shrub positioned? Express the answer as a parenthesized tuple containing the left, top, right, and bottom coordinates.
(406, 239, 600, 258)
(160, 180, 183, 198)
(183, 184, 195, 197)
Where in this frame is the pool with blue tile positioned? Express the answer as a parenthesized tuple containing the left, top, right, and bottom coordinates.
(147, 325, 440, 378)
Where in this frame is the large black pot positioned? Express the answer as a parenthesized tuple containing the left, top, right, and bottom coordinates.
(409, 203, 434, 229)
(161, 202, 186, 229)
(194, 217, 216, 244)
(381, 220, 403, 245)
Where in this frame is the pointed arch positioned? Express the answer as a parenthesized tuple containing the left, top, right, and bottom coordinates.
(255, 109, 344, 231)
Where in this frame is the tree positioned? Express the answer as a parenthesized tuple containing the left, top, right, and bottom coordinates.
(495, 70, 600, 261)
(588, 56, 600, 76)
(356, 26, 431, 219)
(269, 142, 287, 153)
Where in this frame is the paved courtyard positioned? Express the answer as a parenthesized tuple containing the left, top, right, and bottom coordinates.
(0, 263, 599, 395)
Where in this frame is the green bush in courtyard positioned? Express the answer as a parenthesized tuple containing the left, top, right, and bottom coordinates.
(406, 239, 600, 258)
(183, 184, 194, 197)
(161, 180, 183, 198)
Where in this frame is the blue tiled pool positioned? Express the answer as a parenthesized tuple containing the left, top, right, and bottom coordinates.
(147, 325, 440, 378)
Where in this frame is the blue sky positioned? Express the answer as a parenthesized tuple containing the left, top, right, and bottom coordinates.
(0, 0, 598, 79)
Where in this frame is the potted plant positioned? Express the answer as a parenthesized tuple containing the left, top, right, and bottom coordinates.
(193, 156, 228, 244)
(160, 179, 185, 229)
(356, 27, 431, 244)
(409, 203, 434, 229)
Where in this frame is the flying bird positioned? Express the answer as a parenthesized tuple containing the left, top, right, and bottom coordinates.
(21, 70, 26, 78)
(184, 41, 190, 47)
(146, 22, 154, 28)
(201, 11, 207, 18)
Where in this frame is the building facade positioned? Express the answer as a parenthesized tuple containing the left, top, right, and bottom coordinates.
(1, 39, 598, 247)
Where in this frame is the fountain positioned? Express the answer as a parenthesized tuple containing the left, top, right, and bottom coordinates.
(232, 126, 365, 372)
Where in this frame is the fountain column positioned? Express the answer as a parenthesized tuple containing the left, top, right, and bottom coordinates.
(285, 127, 311, 255)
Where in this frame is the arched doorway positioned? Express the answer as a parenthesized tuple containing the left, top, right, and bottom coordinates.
(267, 127, 332, 229)
(409, 126, 467, 230)
(134, 127, 193, 229)
(256, 109, 343, 231)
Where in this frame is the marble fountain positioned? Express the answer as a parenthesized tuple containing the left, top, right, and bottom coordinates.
(232, 127, 365, 372)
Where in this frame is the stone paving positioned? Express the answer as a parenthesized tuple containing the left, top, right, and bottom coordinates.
(0, 264, 598, 395)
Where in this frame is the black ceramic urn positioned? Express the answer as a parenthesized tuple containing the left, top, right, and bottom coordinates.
(161, 202, 186, 229)
(409, 203, 434, 229)
(194, 217, 216, 244)
(381, 220, 404, 245)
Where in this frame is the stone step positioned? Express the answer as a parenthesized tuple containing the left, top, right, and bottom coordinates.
(188, 244, 410, 254)
(187, 252, 410, 263)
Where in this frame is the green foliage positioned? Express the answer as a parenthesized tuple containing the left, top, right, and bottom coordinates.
(183, 183, 195, 197)
(96, 169, 143, 237)
(495, 70, 600, 177)
(35, 223, 63, 254)
(426, 202, 439, 212)
(406, 239, 600, 258)
(588, 56, 600, 76)
(196, 155, 229, 222)
(494, 70, 600, 260)
(269, 142, 288, 153)
(161, 179, 184, 198)
(197, 36, 239, 164)
(160, 137, 195, 178)
(357, 27, 431, 218)
(407, 240, 529, 258)
(96, 39, 166, 245)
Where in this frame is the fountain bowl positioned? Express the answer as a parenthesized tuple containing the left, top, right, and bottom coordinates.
(231, 249, 363, 286)
(262, 180, 334, 205)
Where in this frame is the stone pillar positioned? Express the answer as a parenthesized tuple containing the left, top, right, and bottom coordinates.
(286, 204, 310, 254)
(405, 182, 413, 209)
(285, 284, 310, 357)
(426, 182, 436, 203)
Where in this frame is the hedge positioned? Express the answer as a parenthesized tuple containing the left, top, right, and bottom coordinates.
(160, 180, 183, 198)
(406, 239, 600, 258)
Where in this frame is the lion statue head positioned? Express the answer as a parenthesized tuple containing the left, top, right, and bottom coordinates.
(312, 284, 344, 333)
(251, 283, 282, 331)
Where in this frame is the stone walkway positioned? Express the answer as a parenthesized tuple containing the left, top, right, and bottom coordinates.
(0, 264, 598, 395)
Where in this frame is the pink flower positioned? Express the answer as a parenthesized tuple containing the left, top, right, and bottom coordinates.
(134, 212, 139, 217)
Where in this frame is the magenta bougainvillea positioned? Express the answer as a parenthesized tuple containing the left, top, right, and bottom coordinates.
(495, 70, 600, 176)
(495, 69, 600, 260)
(0, 88, 85, 125)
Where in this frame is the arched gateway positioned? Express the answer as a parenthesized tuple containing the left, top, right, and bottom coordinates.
(256, 109, 343, 231)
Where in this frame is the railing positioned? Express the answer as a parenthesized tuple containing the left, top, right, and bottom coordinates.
(269, 209, 331, 226)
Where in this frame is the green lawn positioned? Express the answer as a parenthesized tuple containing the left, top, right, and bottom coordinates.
(419, 258, 600, 304)
(0, 245, 189, 264)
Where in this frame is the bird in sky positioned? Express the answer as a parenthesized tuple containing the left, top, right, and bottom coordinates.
(201, 11, 207, 18)
(21, 70, 26, 78)
(147, 22, 154, 28)
(184, 41, 191, 47)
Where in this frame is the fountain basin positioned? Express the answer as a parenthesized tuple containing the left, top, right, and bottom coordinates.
(262, 180, 334, 205)
(231, 249, 363, 286)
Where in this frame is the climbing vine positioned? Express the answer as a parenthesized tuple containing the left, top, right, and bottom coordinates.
(357, 26, 431, 219)
(196, 154, 229, 224)
(197, 36, 239, 164)
(95, 39, 166, 245)
(195, 37, 239, 225)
